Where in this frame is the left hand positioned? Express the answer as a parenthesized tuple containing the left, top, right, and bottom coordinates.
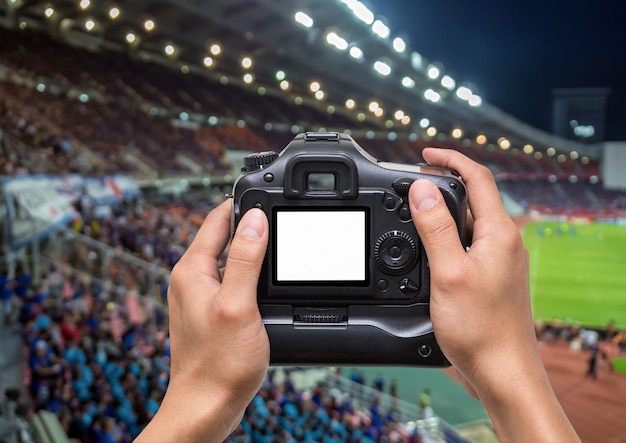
(135, 201, 270, 442)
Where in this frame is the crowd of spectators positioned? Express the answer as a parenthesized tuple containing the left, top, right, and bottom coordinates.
(2, 264, 170, 443)
(3, 263, 437, 443)
(228, 373, 420, 443)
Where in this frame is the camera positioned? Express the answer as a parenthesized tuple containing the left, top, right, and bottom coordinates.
(231, 132, 468, 366)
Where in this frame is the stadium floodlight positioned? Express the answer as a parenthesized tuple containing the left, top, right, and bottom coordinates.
(241, 56, 253, 69)
(340, 0, 375, 25)
(126, 32, 136, 44)
(401, 115, 411, 125)
(570, 151, 579, 160)
(392, 37, 406, 53)
(349, 46, 363, 60)
(451, 128, 463, 139)
(372, 20, 390, 39)
(424, 89, 441, 103)
(203, 56, 213, 67)
(441, 75, 455, 90)
(373, 60, 391, 76)
(368, 101, 379, 112)
(294, 11, 313, 28)
(144, 19, 155, 32)
(84, 19, 95, 31)
(401, 76, 415, 88)
(476, 134, 487, 145)
(243, 73, 254, 84)
(523, 144, 534, 154)
(164, 44, 175, 56)
(394, 110, 404, 120)
(109, 7, 120, 19)
(79, 0, 90, 10)
(547, 147, 556, 156)
(275, 70, 286, 81)
(44, 7, 54, 17)
(419, 118, 430, 128)
(468, 94, 482, 107)
(426, 127, 437, 137)
(326, 32, 349, 51)
(456, 86, 473, 101)
(345, 99, 356, 109)
(427, 65, 440, 79)
(411, 52, 423, 70)
(314, 90, 325, 100)
(279, 80, 290, 90)
(210, 43, 221, 56)
(498, 137, 510, 150)
(309, 81, 321, 92)
(374, 107, 383, 117)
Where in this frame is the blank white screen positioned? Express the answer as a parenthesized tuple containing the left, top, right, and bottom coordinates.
(276, 211, 366, 281)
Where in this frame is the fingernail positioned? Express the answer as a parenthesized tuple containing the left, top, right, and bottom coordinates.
(411, 179, 440, 211)
(239, 208, 266, 240)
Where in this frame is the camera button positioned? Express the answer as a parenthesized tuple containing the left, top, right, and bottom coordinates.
(398, 204, 412, 222)
(389, 245, 402, 259)
(383, 192, 399, 210)
(418, 344, 432, 358)
(377, 279, 389, 291)
(399, 277, 419, 295)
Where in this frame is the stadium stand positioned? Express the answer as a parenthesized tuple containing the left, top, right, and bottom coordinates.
(2, 8, 626, 442)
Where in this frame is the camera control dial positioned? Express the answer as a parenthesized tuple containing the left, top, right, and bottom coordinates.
(243, 151, 279, 172)
(374, 230, 418, 275)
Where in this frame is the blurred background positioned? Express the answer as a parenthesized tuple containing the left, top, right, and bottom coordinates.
(1, 1, 625, 442)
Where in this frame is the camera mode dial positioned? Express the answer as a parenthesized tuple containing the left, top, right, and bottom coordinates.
(243, 151, 278, 172)
(374, 230, 418, 275)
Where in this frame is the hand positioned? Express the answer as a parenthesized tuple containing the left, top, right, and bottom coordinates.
(408, 148, 579, 442)
(135, 201, 269, 443)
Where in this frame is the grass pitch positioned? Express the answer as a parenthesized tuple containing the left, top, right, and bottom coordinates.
(523, 221, 626, 329)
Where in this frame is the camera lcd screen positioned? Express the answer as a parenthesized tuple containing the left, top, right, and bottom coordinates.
(275, 209, 367, 282)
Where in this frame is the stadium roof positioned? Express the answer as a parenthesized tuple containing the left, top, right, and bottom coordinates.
(1, 0, 602, 159)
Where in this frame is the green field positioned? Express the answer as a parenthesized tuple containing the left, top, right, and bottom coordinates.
(523, 221, 626, 329)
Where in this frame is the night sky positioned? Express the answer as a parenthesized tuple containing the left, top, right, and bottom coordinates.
(375, 1, 626, 140)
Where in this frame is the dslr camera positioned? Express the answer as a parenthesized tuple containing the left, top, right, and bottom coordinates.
(231, 132, 468, 366)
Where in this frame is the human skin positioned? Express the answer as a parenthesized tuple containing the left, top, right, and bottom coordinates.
(409, 148, 579, 443)
(135, 148, 580, 443)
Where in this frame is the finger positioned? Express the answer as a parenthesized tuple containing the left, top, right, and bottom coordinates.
(408, 179, 466, 272)
(422, 148, 508, 223)
(176, 200, 231, 282)
(220, 208, 269, 306)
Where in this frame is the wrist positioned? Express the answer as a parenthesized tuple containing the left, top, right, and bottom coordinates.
(468, 349, 579, 442)
(135, 383, 244, 443)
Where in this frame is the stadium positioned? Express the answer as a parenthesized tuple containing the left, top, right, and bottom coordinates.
(1, 0, 625, 442)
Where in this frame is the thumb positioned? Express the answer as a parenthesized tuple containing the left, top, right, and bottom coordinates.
(220, 208, 269, 301)
(409, 179, 465, 272)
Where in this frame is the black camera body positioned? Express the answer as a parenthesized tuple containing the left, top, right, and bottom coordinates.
(231, 132, 468, 366)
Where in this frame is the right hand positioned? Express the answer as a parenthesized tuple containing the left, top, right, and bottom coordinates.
(408, 148, 580, 442)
